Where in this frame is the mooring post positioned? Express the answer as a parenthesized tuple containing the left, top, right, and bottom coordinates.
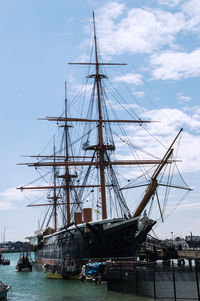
(153, 264, 156, 300)
(135, 266, 138, 295)
(120, 262, 123, 293)
(195, 260, 200, 301)
(172, 261, 177, 301)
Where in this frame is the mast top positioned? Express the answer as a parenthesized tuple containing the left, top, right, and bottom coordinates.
(68, 12, 126, 67)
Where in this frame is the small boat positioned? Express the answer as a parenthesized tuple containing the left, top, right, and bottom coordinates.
(16, 253, 32, 272)
(43, 264, 63, 279)
(0, 260, 10, 266)
(0, 281, 10, 299)
(43, 262, 80, 280)
(79, 262, 107, 283)
(0, 252, 10, 266)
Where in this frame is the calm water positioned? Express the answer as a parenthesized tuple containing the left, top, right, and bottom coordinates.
(0, 253, 154, 301)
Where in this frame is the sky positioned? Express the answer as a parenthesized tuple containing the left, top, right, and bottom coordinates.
(0, 0, 200, 242)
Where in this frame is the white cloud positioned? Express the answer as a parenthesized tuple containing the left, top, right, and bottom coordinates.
(177, 92, 192, 103)
(150, 110, 200, 173)
(100, 1, 125, 19)
(150, 49, 200, 80)
(95, 4, 185, 55)
(183, 106, 200, 120)
(158, 0, 183, 7)
(181, 0, 200, 32)
(149, 107, 200, 133)
(80, 1, 200, 86)
(171, 200, 200, 211)
(0, 187, 25, 201)
(106, 99, 141, 111)
(79, 1, 200, 85)
(0, 201, 16, 211)
(113, 73, 143, 85)
(69, 83, 94, 97)
(133, 91, 146, 98)
(0, 188, 24, 210)
(0, 186, 47, 211)
(111, 106, 200, 174)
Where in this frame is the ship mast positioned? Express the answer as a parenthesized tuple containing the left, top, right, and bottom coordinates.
(53, 138, 57, 230)
(18, 13, 187, 224)
(93, 12, 107, 219)
(133, 128, 184, 217)
(64, 82, 71, 224)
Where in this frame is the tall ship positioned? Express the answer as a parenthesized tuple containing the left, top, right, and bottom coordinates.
(18, 14, 191, 267)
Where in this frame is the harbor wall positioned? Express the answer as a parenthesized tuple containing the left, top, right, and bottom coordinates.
(107, 262, 200, 300)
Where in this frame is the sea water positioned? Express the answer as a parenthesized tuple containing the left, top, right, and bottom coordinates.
(0, 252, 154, 301)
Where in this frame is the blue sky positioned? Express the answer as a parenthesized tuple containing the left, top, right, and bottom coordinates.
(0, 0, 200, 241)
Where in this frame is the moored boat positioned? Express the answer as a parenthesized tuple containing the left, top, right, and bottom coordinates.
(43, 262, 80, 280)
(79, 261, 107, 283)
(0, 260, 10, 266)
(16, 253, 32, 272)
(43, 264, 63, 279)
(0, 281, 10, 299)
(0, 252, 10, 266)
(0, 259, 10, 266)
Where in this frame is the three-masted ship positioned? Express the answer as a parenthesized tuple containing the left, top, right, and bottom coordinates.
(18, 14, 191, 266)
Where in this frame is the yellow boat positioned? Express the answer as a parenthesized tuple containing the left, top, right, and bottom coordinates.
(44, 270, 63, 279)
(43, 263, 79, 280)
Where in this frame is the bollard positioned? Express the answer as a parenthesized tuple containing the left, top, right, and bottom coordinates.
(195, 261, 200, 301)
(135, 267, 138, 296)
(172, 261, 177, 301)
(153, 265, 156, 300)
(120, 263, 123, 293)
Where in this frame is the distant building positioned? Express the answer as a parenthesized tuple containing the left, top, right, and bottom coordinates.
(0, 241, 31, 252)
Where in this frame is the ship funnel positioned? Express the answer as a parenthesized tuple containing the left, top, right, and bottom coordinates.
(83, 208, 92, 223)
(74, 212, 82, 225)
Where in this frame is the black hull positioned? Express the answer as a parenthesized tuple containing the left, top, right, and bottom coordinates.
(34, 217, 156, 265)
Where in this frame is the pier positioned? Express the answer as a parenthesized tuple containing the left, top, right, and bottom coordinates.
(106, 239, 200, 300)
(178, 249, 200, 260)
(138, 237, 200, 266)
